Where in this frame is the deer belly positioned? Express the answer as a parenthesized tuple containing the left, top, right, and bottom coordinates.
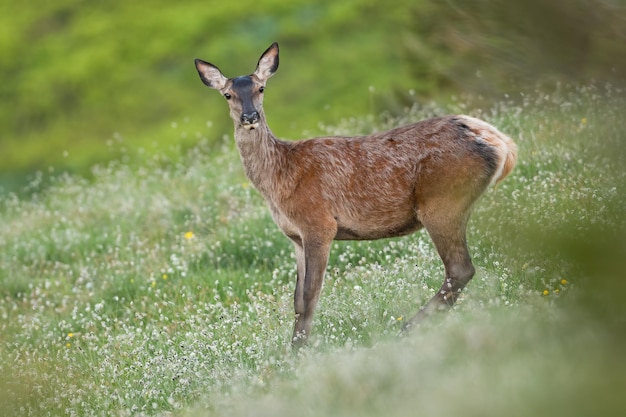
(334, 210, 422, 241)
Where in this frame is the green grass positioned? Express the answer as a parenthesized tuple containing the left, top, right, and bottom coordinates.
(1, 84, 625, 416)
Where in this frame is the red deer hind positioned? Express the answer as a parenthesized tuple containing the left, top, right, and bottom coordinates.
(194, 42, 517, 347)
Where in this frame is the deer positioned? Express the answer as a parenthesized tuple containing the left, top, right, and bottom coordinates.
(194, 42, 517, 347)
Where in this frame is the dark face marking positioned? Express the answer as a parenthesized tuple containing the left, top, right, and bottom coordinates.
(228, 76, 264, 129)
(232, 76, 254, 89)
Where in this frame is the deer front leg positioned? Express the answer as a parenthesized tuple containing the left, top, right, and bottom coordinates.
(292, 236, 333, 348)
(292, 238, 306, 331)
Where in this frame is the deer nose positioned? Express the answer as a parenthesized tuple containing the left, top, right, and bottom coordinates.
(241, 111, 259, 125)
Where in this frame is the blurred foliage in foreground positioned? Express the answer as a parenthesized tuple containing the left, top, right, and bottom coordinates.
(1, 0, 625, 190)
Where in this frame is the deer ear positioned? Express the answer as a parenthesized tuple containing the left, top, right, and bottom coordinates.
(194, 59, 228, 90)
(254, 42, 279, 82)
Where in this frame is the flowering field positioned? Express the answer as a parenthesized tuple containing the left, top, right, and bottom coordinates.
(1, 85, 625, 416)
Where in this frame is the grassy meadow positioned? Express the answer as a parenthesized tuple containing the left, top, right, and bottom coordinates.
(1, 83, 625, 416)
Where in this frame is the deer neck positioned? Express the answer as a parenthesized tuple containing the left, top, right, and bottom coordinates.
(234, 122, 285, 196)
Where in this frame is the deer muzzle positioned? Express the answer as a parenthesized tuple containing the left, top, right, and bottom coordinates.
(241, 111, 260, 130)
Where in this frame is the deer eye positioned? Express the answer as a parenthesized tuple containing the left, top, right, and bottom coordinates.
(259, 86, 265, 93)
(224, 93, 232, 100)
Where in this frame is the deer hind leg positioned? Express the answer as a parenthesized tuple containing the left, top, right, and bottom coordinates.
(291, 235, 333, 348)
(405, 203, 475, 330)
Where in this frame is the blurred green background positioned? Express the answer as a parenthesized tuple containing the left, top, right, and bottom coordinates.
(1, 0, 625, 192)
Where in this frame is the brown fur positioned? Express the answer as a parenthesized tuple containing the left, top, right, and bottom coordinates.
(195, 43, 518, 346)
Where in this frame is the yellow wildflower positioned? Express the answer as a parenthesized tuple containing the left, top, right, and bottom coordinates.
(542, 290, 549, 296)
(581, 118, 587, 125)
(162, 274, 168, 280)
(184, 231, 194, 240)
(561, 279, 568, 285)
(68, 332, 74, 338)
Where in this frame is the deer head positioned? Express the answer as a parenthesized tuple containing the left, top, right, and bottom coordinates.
(194, 42, 279, 131)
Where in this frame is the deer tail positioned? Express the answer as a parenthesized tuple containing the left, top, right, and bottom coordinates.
(459, 115, 518, 187)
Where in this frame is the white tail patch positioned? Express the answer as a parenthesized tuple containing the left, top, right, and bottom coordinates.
(458, 115, 518, 187)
